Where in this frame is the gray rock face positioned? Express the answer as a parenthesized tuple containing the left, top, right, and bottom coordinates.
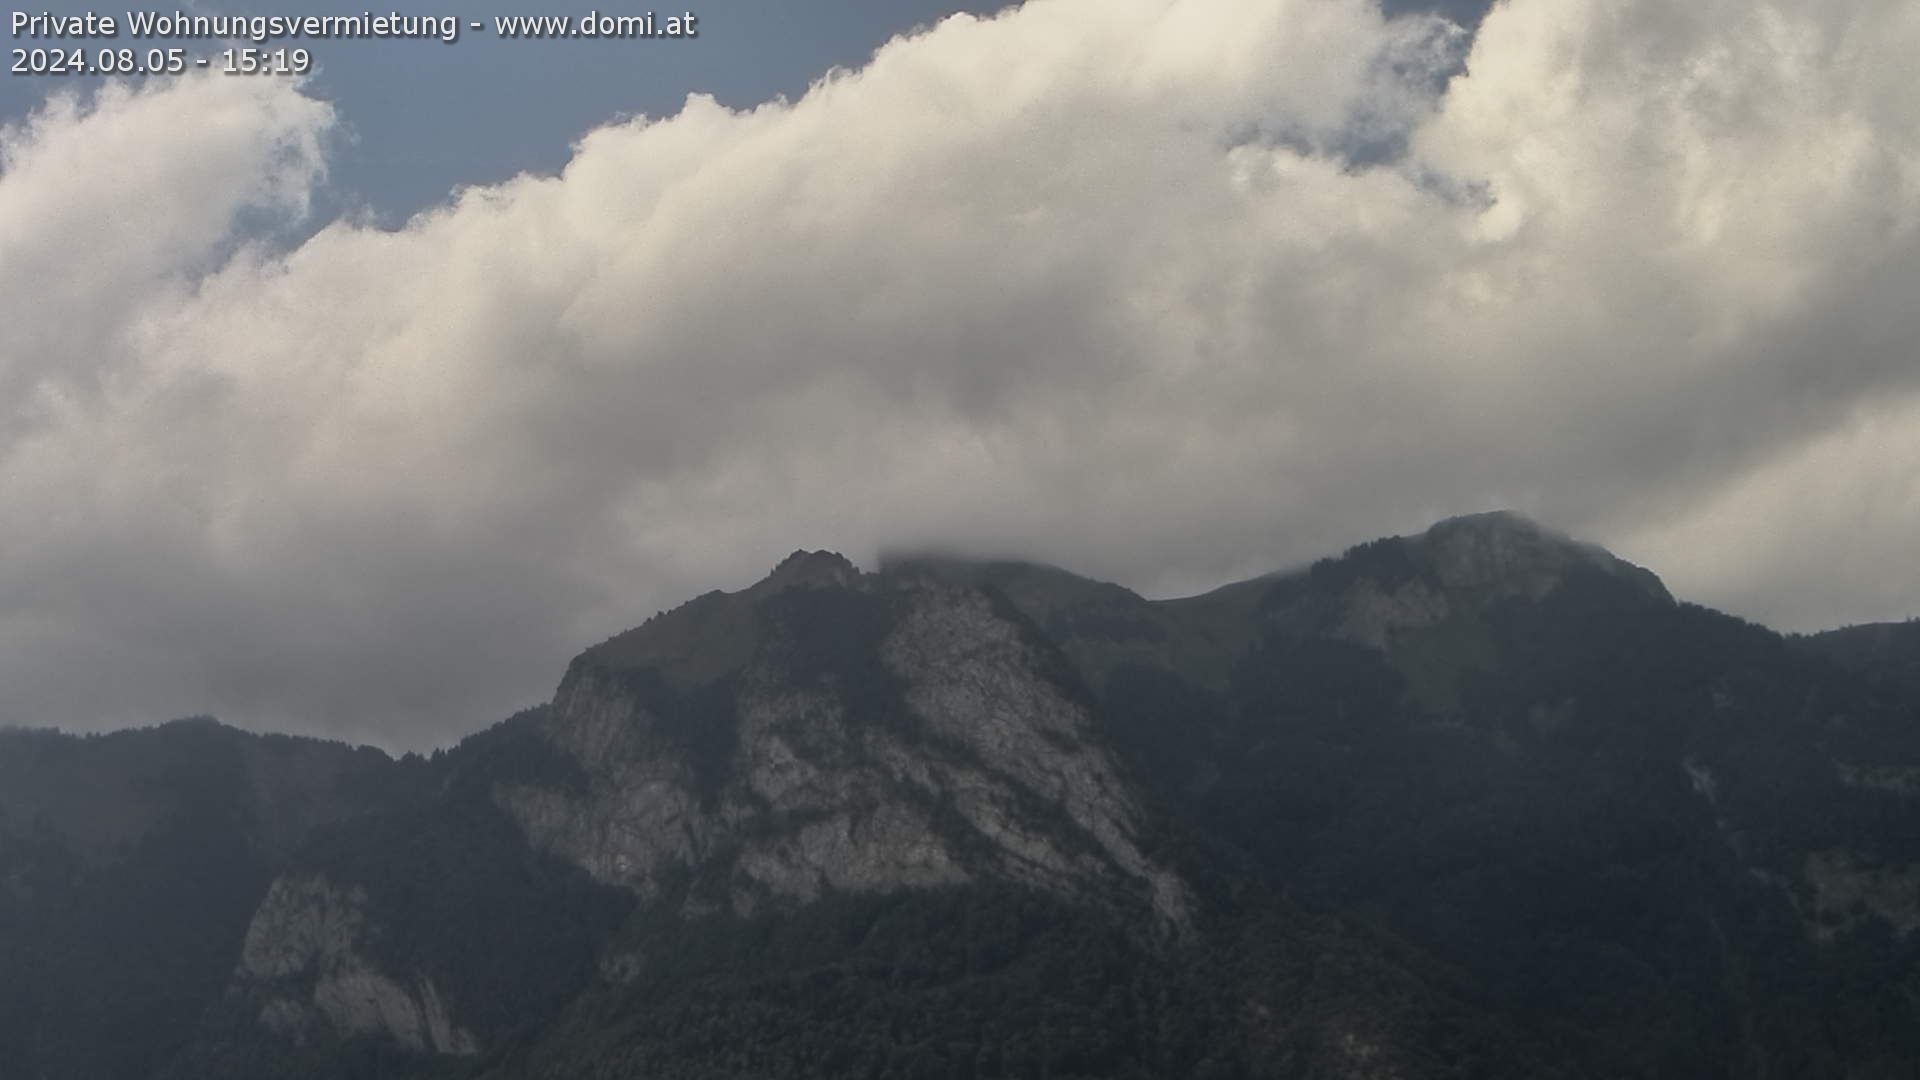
(497, 662, 711, 898)
(231, 873, 479, 1057)
(498, 558, 1189, 926)
(881, 583, 1189, 924)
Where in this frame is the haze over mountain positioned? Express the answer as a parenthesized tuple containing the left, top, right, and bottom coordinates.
(4, 513, 1916, 1078)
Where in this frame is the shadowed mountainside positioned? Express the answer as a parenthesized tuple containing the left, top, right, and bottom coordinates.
(4, 512, 1917, 1079)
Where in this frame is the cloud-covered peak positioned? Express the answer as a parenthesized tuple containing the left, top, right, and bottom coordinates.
(1418, 511, 1673, 604)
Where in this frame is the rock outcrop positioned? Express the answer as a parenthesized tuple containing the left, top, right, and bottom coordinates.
(497, 554, 1189, 926)
(230, 874, 479, 1057)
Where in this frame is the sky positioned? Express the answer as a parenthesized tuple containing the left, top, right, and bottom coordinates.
(0, 0, 1027, 220)
(2, 0, 1917, 750)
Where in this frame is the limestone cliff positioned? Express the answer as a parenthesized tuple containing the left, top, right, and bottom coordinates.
(229, 873, 479, 1056)
(497, 552, 1189, 927)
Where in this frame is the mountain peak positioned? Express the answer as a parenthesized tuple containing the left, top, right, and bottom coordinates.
(1416, 511, 1671, 603)
(1426, 508, 1549, 537)
(762, 549, 860, 591)
(1248, 511, 1674, 667)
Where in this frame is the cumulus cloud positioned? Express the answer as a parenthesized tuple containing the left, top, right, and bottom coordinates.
(1, 0, 1916, 747)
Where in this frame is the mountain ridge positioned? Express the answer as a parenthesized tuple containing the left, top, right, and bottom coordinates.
(4, 511, 1918, 1079)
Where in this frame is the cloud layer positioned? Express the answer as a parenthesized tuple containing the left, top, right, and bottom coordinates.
(2, 0, 1916, 748)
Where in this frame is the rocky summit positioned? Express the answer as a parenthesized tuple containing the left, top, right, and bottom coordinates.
(501, 553, 1189, 924)
(3, 512, 1918, 1079)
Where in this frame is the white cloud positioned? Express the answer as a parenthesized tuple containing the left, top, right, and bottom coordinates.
(1, 0, 1916, 747)
(1619, 391, 1920, 633)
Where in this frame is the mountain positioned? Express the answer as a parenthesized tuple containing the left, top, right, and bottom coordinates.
(3, 512, 1917, 1078)
(0, 720, 404, 1079)
(1801, 619, 1920, 703)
